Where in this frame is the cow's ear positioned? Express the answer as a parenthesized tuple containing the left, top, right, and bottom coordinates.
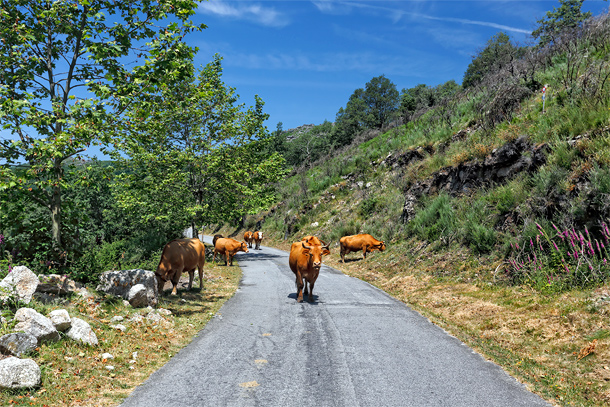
(322, 248, 331, 256)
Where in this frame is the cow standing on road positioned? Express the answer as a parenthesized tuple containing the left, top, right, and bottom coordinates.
(244, 231, 254, 248)
(155, 238, 206, 295)
(289, 237, 330, 303)
(214, 237, 249, 266)
(339, 234, 386, 263)
(253, 231, 264, 250)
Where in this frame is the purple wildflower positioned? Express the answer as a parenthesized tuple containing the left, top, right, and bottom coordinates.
(7, 265, 12, 273)
(553, 242, 559, 252)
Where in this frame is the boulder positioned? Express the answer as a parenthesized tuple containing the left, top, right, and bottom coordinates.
(96, 269, 158, 307)
(0, 333, 38, 357)
(0, 357, 41, 389)
(66, 317, 98, 346)
(36, 274, 82, 296)
(14, 308, 60, 345)
(0, 266, 39, 304)
(48, 309, 71, 331)
(127, 284, 148, 308)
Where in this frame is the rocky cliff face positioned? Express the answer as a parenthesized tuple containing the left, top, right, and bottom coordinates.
(401, 136, 549, 223)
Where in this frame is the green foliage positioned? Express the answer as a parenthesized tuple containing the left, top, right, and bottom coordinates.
(486, 177, 529, 214)
(532, 0, 592, 47)
(462, 32, 522, 89)
(459, 199, 497, 254)
(0, 0, 203, 250)
(410, 194, 456, 244)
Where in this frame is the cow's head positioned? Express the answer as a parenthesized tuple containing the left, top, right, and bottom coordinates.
(241, 242, 249, 252)
(155, 263, 168, 295)
(301, 242, 330, 270)
(378, 241, 386, 252)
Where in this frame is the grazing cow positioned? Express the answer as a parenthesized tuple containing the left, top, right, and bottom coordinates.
(253, 231, 264, 250)
(244, 231, 254, 248)
(289, 238, 330, 303)
(339, 234, 386, 263)
(212, 234, 224, 247)
(155, 238, 205, 295)
(214, 237, 249, 266)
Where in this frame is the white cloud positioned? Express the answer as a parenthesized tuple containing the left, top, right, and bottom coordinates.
(198, 0, 289, 27)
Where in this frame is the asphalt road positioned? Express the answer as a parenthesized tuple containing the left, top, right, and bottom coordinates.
(120, 237, 550, 407)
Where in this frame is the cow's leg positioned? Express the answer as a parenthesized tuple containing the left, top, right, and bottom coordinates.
(308, 281, 315, 302)
(340, 245, 346, 263)
(213, 250, 218, 264)
(170, 272, 180, 295)
(296, 275, 304, 303)
(198, 262, 204, 290)
(188, 269, 194, 290)
(362, 245, 368, 260)
(228, 253, 233, 266)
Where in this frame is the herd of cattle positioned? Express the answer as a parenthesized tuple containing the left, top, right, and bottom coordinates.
(154, 232, 386, 302)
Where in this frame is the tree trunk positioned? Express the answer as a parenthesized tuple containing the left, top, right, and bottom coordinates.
(50, 158, 63, 250)
(51, 184, 62, 249)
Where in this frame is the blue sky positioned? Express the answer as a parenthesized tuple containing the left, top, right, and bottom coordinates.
(188, 0, 609, 131)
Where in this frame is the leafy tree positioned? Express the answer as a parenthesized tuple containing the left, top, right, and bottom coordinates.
(331, 88, 367, 147)
(113, 55, 286, 235)
(0, 0, 202, 252)
(462, 32, 522, 89)
(362, 75, 400, 129)
(532, 0, 592, 46)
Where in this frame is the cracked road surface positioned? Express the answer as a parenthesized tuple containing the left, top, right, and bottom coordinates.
(120, 238, 550, 407)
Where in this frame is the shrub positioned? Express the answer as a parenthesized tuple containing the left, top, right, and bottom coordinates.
(409, 193, 456, 244)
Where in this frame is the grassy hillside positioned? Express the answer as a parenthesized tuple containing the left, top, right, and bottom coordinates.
(224, 11, 610, 407)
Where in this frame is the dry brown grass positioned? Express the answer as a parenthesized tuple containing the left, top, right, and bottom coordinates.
(0, 251, 241, 407)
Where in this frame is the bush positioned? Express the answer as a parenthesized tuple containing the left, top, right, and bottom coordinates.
(409, 193, 456, 244)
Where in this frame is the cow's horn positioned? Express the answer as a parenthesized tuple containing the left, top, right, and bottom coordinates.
(301, 242, 312, 250)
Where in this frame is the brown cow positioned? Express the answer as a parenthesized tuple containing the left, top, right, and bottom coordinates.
(212, 234, 224, 247)
(253, 231, 264, 250)
(155, 238, 205, 295)
(339, 234, 386, 263)
(213, 237, 249, 266)
(244, 231, 254, 248)
(289, 238, 330, 303)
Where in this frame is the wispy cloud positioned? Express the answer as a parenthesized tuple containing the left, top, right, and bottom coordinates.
(198, 0, 289, 27)
(333, 1, 531, 35)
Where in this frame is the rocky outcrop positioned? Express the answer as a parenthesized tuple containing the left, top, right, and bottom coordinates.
(96, 269, 158, 308)
(0, 266, 39, 304)
(0, 357, 41, 389)
(402, 136, 549, 222)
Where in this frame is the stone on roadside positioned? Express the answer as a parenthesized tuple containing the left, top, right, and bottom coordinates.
(66, 317, 98, 346)
(36, 274, 82, 296)
(0, 333, 38, 357)
(14, 308, 60, 345)
(110, 316, 124, 323)
(96, 269, 158, 308)
(127, 284, 148, 308)
(0, 357, 41, 389)
(48, 309, 71, 331)
(101, 352, 114, 360)
(0, 266, 39, 304)
(110, 324, 126, 332)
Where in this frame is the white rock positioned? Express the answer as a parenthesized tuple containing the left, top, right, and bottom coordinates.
(110, 324, 127, 332)
(101, 353, 114, 360)
(105, 365, 114, 371)
(66, 317, 98, 346)
(0, 357, 41, 389)
(14, 308, 60, 345)
(156, 308, 172, 316)
(127, 284, 148, 308)
(110, 316, 124, 323)
(48, 309, 71, 331)
(0, 266, 39, 304)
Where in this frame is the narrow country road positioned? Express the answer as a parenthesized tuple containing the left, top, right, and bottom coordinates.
(120, 237, 550, 407)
